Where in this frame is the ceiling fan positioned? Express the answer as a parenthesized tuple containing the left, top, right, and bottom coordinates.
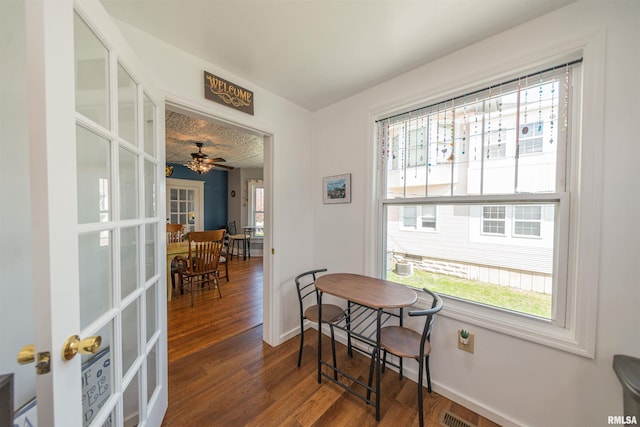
(184, 142, 234, 173)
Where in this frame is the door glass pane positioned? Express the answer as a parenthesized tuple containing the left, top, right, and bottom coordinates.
(79, 231, 113, 329)
(120, 226, 139, 299)
(119, 148, 139, 220)
(145, 223, 156, 281)
(81, 322, 114, 426)
(122, 300, 139, 376)
(144, 160, 156, 217)
(123, 372, 140, 427)
(74, 13, 109, 129)
(76, 125, 110, 224)
(118, 63, 137, 145)
(147, 343, 158, 402)
(146, 284, 157, 342)
(143, 93, 156, 155)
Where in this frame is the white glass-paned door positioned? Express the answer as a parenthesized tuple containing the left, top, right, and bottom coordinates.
(73, 7, 166, 426)
(13, 2, 168, 426)
(166, 178, 204, 233)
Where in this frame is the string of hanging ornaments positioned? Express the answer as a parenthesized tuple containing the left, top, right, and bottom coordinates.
(377, 59, 578, 175)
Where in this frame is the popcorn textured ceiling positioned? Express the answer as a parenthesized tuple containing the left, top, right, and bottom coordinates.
(165, 110, 264, 169)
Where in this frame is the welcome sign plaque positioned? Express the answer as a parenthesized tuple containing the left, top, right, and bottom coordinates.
(204, 71, 254, 115)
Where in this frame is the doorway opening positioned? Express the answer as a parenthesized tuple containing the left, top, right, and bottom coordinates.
(164, 100, 273, 358)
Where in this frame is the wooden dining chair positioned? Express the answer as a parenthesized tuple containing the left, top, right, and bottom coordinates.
(294, 269, 344, 372)
(218, 229, 229, 282)
(227, 221, 250, 260)
(175, 230, 225, 307)
(166, 224, 184, 292)
(376, 288, 443, 427)
(166, 223, 184, 242)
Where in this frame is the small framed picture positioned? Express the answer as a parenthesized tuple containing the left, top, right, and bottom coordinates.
(323, 173, 351, 204)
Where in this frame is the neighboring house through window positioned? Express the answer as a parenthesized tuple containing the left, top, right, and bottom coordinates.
(402, 205, 437, 230)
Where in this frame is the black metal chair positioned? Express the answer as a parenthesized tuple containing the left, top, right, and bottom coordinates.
(228, 221, 251, 260)
(294, 269, 344, 370)
(377, 288, 443, 427)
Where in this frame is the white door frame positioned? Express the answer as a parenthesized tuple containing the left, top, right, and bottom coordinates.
(165, 100, 276, 346)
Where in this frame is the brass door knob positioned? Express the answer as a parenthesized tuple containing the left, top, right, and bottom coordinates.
(17, 344, 51, 374)
(17, 344, 36, 365)
(62, 335, 102, 361)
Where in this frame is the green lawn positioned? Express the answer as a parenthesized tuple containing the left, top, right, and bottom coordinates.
(387, 269, 551, 319)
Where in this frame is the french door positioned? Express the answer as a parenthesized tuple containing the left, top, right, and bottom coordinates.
(18, 1, 168, 425)
(166, 178, 205, 234)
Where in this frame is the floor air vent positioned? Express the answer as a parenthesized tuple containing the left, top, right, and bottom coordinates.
(439, 410, 477, 427)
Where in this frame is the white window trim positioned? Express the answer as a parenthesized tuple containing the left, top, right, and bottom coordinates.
(400, 205, 438, 232)
(247, 179, 264, 238)
(481, 205, 507, 236)
(512, 205, 543, 238)
(366, 33, 605, 359)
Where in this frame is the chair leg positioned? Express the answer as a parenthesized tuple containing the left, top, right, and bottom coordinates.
(214, 275, 222, 298)
(224, 261, 229, 282)
(190, 278, 194, 308)
(417, 356, 425, 427)
(346, 302, 353, 357)
(297, 321, 304, 367)
(330, 325, 338, 381)
(425, 355, 431, 393)
(367, 351, 376, 400)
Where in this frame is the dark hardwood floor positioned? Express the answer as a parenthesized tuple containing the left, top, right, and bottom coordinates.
(164, 257, 500, 427)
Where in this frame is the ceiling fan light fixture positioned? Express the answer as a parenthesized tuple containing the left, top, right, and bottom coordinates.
(184, 142, 214, 174)
(184, 158, 214, 174)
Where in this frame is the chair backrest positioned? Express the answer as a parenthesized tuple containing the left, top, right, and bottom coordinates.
(185, 230, 225, 275)
(166, 223, 183, 243)
(294, 268, 328, 313)
(228, 221, 238, 235)
(408, 288, 444, 356)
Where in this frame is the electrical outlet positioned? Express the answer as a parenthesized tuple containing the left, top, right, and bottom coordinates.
(457, 329, 475, 353)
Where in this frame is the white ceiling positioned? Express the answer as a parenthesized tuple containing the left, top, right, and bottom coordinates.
(101, 0, 576, 167)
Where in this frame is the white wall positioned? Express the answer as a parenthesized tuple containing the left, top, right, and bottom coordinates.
(312, 1, 640, 426)
(113, 21, 316, 345)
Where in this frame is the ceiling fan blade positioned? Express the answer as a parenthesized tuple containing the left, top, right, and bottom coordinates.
(213, 163, 234, 170)
(202, 157, 226, 163)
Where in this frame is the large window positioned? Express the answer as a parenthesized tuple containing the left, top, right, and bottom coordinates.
(248, 179, 264, 237)
(377, 59, 583, 343)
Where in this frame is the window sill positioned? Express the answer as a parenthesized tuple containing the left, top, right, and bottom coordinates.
(414, 291, 594, 358)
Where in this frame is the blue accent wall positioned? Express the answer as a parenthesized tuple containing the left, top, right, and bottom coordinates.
(167, 163, 228, 230)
